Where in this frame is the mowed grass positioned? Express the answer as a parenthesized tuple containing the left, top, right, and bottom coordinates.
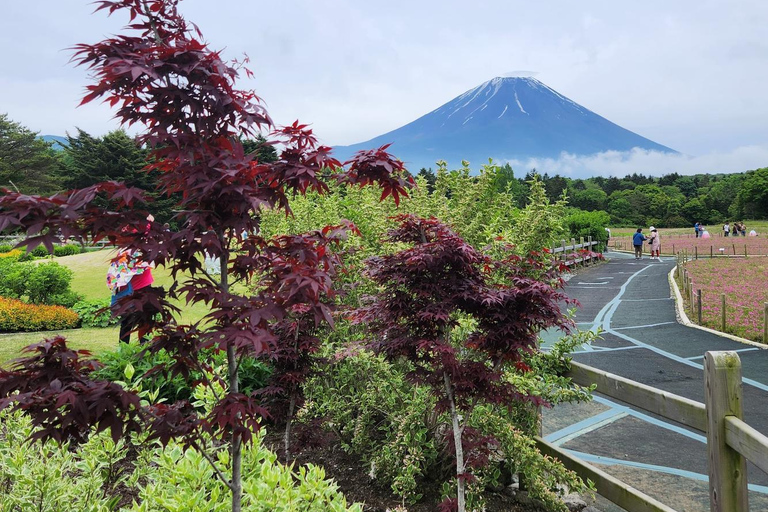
(1, 250, 220, 365)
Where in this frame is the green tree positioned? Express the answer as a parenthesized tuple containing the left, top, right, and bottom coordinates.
(570, 188, 607, 211)
(241, 134, 278, 163)
(506, 175, 567, 253)
(0, 114, 62, 194)
(60, 129, 178, 223)
(735, 167, 768, 219)
(61, 129, 149, 189)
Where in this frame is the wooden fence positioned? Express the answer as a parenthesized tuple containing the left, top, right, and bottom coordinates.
(536, 352, 768, 512)
(552, 237, 599, 267)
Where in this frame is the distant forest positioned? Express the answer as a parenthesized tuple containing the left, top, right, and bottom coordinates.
(2, 113, 766, 229)
(418, 163, 768, 228)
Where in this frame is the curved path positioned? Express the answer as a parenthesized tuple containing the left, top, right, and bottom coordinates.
(541, 251, 768, 512)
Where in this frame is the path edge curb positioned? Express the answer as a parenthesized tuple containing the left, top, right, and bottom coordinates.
(668, 266, 766, 349)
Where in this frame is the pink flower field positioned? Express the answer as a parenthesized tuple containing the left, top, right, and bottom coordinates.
(613, 230, 768, 257)
(681, 257, 768, 342)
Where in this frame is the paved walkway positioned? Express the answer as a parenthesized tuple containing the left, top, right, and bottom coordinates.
(541, 251, 768, 512)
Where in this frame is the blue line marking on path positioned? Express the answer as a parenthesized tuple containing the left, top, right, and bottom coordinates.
(563, 449, 768, 494)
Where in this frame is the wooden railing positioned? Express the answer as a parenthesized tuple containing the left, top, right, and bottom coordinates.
(552, 236, 600, 267)
(536, 351, 768, 512)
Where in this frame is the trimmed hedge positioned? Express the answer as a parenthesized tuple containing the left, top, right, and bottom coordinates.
(0, 297, 80, 332)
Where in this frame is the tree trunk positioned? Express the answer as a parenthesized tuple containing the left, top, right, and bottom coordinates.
(284, 391, 296, 460)
(443, 371, 465, 512)
(221, 247, 243, 512)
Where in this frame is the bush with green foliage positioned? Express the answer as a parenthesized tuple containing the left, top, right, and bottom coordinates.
(0, 260, 81, 307)
(301, 331, 595, 511)
(0, 408, 362, 512)
(94, 341, 273, 404)
(72, 298, 118, 328)
(564, 210, 611, 250)
(53, 243, 84, 257)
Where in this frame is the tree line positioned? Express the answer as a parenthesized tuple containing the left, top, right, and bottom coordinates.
(3, 111, 766, 229)
(418, 163, 768, 227)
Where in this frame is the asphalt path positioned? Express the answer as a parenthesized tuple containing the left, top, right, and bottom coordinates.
(541, 251, 768, 512)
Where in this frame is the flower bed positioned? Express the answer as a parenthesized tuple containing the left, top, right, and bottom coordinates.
(0, 297, 80, 332)
(681, 257, 768, 342)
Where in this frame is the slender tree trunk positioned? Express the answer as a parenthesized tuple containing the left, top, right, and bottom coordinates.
(284, 391, 296, 460)
(221, 247, 243, 512)
(443, 371, 465, 512)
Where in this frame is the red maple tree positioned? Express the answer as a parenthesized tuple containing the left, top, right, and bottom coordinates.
(0, 1, 412, 510)
(352, 215, 573, 512)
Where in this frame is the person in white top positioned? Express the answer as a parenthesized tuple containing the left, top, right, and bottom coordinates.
(723, 222, 730, 237)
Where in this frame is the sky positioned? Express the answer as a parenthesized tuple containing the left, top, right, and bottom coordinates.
(2, 0, 767, 177)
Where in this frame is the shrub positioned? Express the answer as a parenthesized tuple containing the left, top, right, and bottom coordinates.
(94, 341, 272, 404)
(302, 338, 594, 511)
(72, 298, 118, 328)
(0, 258, 31, 299)
(0, 297, 79, 332)
(25, 262, 80, 306)
(0, 409, 362, 512)
(53, 243, 83, 257)
(0, 259, 78, 305)
(0, 249, 22, 260)
(16, 251, 34, 262)
(0, 243, 13, 253)
(31, 244, 51, 258)
(564, 210, 611, 250)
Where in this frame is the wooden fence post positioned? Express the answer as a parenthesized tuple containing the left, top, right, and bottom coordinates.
(764, 303, 768, 345)
(561, 240, 566, 263)
(721, 294, 726, 332)
(704, 351, 748, 512)
(711, 246, 713, 258)
(697, 289, 702, 325)
(745, 245, 747, 257)
(690, 286, 695, 317)
(695, 246, 698, 260)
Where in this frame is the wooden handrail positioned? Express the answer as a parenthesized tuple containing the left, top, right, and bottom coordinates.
(567, 361, 707, 433)
(536, 437, 678, 512)
(724, 416, 768, 475)
(553, 353, 768, 511)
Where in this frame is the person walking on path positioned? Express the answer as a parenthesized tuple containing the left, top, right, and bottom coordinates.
(649, 226, 661, 261)
(723, 222, 730, 237)
(694, 222, 700, 238)
(632, 228, 647, 260)
(107, 215, 156, 343)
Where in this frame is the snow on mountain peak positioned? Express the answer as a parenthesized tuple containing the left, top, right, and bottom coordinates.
(331, 76, 677, 174)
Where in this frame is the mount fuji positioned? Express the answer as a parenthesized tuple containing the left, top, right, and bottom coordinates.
(332, 77, 676, 172)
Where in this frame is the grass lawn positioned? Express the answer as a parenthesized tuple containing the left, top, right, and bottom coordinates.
(0, 327, 118, 365)
(1, 250, 224, 365)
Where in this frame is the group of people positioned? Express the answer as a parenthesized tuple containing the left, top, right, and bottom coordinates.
(723, 222, 747, 237)
(632, 227, 661, 261)
(696, 221, 751, 238)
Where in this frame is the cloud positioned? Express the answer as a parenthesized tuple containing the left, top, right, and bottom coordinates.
(505, 145, 768, 178)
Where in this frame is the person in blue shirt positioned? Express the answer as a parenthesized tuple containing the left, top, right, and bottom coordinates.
(632, 228, 647, 260)
(694, 222, 700, 238)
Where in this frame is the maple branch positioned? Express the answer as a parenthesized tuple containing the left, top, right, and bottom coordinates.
(140, 0, 164, 46)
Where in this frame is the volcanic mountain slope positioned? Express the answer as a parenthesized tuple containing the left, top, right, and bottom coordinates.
(332, 77, 676, 171)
